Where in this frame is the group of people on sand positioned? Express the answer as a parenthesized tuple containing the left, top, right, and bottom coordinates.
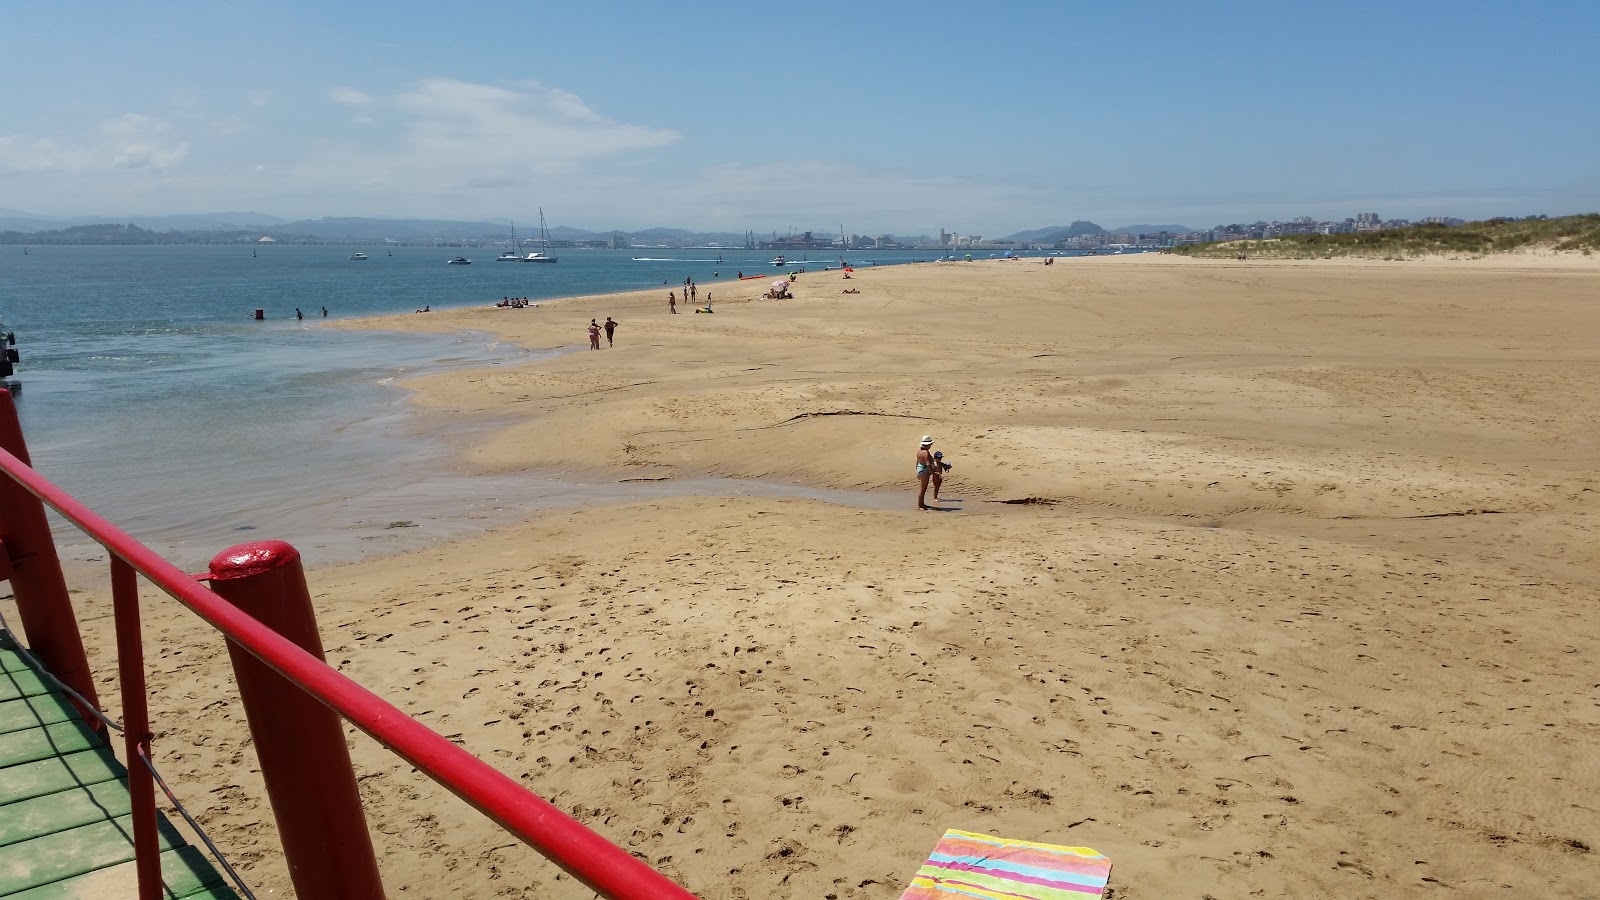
(915, 435, 954, 510)
(587, 317, 618, 349)
(496, 297, 535, 308)
(668, 288, 713, 314)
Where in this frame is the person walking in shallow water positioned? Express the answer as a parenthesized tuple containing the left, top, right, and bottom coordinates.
(915, 435, 938, 510)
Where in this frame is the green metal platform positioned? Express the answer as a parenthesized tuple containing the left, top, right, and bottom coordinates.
(0, 631, 241, 899)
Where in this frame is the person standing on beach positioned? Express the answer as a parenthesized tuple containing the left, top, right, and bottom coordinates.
(588, 319, 602, 350)
(916, 436, 938, 510)
(669, 291, 677, 314)
(931, 450, 952, 502)
(690, 283, 697, 303)
(604, 316, 618, 347)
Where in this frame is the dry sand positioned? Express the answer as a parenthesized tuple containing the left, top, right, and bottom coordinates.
(56, 253, 1600, 898)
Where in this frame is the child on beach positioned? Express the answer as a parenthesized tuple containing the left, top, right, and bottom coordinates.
(931, 450, 952, 501)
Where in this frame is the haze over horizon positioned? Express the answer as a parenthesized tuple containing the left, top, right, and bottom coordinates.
(2, 1, 1595, 236)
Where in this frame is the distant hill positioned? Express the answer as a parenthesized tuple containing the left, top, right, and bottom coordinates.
(0, 223, 258, 245)
(1001, 221, 1105, 243)
(133, 212, 291, 230)
(0, 209, 288, 232)
(278, 217, 514, 240)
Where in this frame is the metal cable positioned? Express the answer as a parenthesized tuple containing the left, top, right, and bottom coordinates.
(136, 747, 258, 900)
(0, 611, 257, 900)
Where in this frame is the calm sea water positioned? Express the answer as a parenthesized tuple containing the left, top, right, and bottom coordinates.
(1, 244, 928, 569)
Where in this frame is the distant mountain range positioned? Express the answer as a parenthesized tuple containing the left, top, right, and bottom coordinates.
(0, 208, 1195, 245)
(0, 209, 292, 233)
(999, 221, 1195, 243)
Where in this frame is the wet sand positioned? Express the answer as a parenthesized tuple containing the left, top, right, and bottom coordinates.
(57, 252, 1600, 898)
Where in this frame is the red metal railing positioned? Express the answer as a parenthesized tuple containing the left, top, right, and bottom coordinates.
(0, 389, 699, 900)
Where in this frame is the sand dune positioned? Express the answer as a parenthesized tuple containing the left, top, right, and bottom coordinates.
(60, 253, 1600, 898)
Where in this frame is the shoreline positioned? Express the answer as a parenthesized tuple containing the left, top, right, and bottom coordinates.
(54, 253, 1600, 898)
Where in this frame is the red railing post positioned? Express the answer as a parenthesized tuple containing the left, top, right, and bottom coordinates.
(111, 558, 162, 900)
(0, 388, 102, 723)
(208, 540, 384, 900)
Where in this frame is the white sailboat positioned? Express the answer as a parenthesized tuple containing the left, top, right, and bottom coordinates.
(497, 221, 521, 261)
(522, 208, 557, 263)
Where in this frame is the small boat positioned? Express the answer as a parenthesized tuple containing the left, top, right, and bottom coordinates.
(498, 222, 522, 261)
(349, 252, 368, 260)
(771, 255, 786, 267)
(447, 256, 472, 265)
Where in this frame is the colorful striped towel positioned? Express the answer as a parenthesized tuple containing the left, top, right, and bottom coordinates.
(900, 829, 1112, 899)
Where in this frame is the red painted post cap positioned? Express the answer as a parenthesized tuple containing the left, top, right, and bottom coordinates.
(209, 540, 302, 581)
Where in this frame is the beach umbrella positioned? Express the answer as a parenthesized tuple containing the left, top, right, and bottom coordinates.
(772, 279, 789, 289)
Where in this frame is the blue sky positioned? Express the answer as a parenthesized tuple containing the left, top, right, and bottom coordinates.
(2, 0, 1595, 234)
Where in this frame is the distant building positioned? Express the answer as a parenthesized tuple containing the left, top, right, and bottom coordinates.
(758, 231, 835, 251)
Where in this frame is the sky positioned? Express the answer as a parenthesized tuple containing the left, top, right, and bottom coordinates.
(1, 0, 1596, 236)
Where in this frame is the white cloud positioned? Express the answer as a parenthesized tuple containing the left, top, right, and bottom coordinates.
(248, 89, 273, 108)
(267, 78, 680, 209)
(329, 86, 374, 106)
(0, 113, 189, 174)
(384, 78, 678, 161)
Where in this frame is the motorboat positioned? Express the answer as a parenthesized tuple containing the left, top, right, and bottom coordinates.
(349, 252, 368, 260)
(771, 255, 786, 267)
(447, 256, 472, 265)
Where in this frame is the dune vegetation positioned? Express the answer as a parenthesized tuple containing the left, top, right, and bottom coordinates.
(1172, 213, 1600, 259)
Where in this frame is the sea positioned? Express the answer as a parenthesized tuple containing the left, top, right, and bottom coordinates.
(1, 244, 942, 571)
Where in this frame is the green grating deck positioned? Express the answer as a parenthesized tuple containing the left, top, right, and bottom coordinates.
(0, 631, 241, 899)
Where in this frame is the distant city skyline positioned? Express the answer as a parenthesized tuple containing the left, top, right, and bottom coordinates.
(2, 1, 1595, 234)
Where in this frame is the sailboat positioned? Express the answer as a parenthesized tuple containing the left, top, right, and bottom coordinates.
(521, 208, 557, 263)
(497, 222, 522, 261)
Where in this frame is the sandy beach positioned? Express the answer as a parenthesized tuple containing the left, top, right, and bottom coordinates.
(63, 252, 1600, 898)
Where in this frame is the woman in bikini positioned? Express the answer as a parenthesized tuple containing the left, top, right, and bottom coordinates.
(915, 436, 937, 510)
